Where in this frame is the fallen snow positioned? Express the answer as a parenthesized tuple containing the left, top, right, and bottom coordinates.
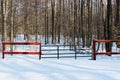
(0, 35, 120, 80)
(0, 54, 120, 80)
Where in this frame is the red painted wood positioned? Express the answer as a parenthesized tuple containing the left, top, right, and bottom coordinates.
(94, 40, 120, 42)
(3, 52, 41, 54)
(3, 42, 41, 45)
(93, 40, 96, 60)
(93, 40, 120, 60)
(2, 42, 42, 60)
(95, 52, 120, 55)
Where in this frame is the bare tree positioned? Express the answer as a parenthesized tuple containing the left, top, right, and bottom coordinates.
(57, 0, 61, 44)
(81, 0, 85, 47)
(115, 0, 120, 47)
(45, 0, 49, 44)
(23, 0, 28, 41)
(0, 0, 119, 48)
(1, 0, 9, 41)
(74, 0, 77, 46)
(51, 0, 55, 44)
(35, 0, 38, 42)
(1, 0, 4, 41)
(115, 0, 120, 31)
(105, 0, 112, 52)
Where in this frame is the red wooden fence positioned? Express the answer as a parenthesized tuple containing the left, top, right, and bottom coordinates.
(93, 40, 120, 60)
(2, 42, 42, 60)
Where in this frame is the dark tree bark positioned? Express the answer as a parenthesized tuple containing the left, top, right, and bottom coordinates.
(35, 0, 38, 42)
(87, 0, 92, 47)
(1, 0, 4, 42)
(115, 0, 120, 47)
(115, 0, 120, 30)
(51, 0, 55, 44)
(81, 0, 85, 47)
(45, 0, 49, 44)
(74, 0, 77, 46)
(57, 0, 61, 44)
(105, 0, 112, 52)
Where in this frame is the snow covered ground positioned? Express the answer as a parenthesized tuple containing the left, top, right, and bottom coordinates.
(0, 35, 120, 80)
(0, 54, 120, 80)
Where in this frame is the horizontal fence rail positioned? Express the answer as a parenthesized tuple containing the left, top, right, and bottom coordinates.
(41, 45, 92, 59)
(93, 40, 120, 60)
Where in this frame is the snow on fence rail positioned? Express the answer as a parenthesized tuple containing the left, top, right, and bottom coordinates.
(92, 40, 120, 60)
(2, 42, 42, 60)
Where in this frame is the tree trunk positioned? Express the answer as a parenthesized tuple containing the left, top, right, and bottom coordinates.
(58, 0, 61, 44)
(2, 0, 9, 42)
(24, 0, 28, 41)
(81, 0, 85, 47)
(105, 0, 112, 52)
(74, 0, 77, 46)
(115, 0, 120, 30)
(1, 0, 4, 42)
(35, 0, 38, 42)
(115, 0, 120, 47)
(10, 0, 14, 51)
(51, 0, 55, 44)
(45, 0, 49, 44)
(87, 0, 92, 47)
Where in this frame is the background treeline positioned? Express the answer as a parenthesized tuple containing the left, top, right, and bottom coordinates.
(0, 0, 120, 48)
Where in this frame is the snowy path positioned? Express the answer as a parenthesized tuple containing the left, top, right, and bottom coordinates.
(0, 55, 120, 80)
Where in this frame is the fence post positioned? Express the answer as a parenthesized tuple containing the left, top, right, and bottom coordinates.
(74, 45, 77, 59)
(39, 43, 42, 60)
(93, 40, 96, 60)
(57, 45, 59, 59)
(2, 42, 5, 59)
